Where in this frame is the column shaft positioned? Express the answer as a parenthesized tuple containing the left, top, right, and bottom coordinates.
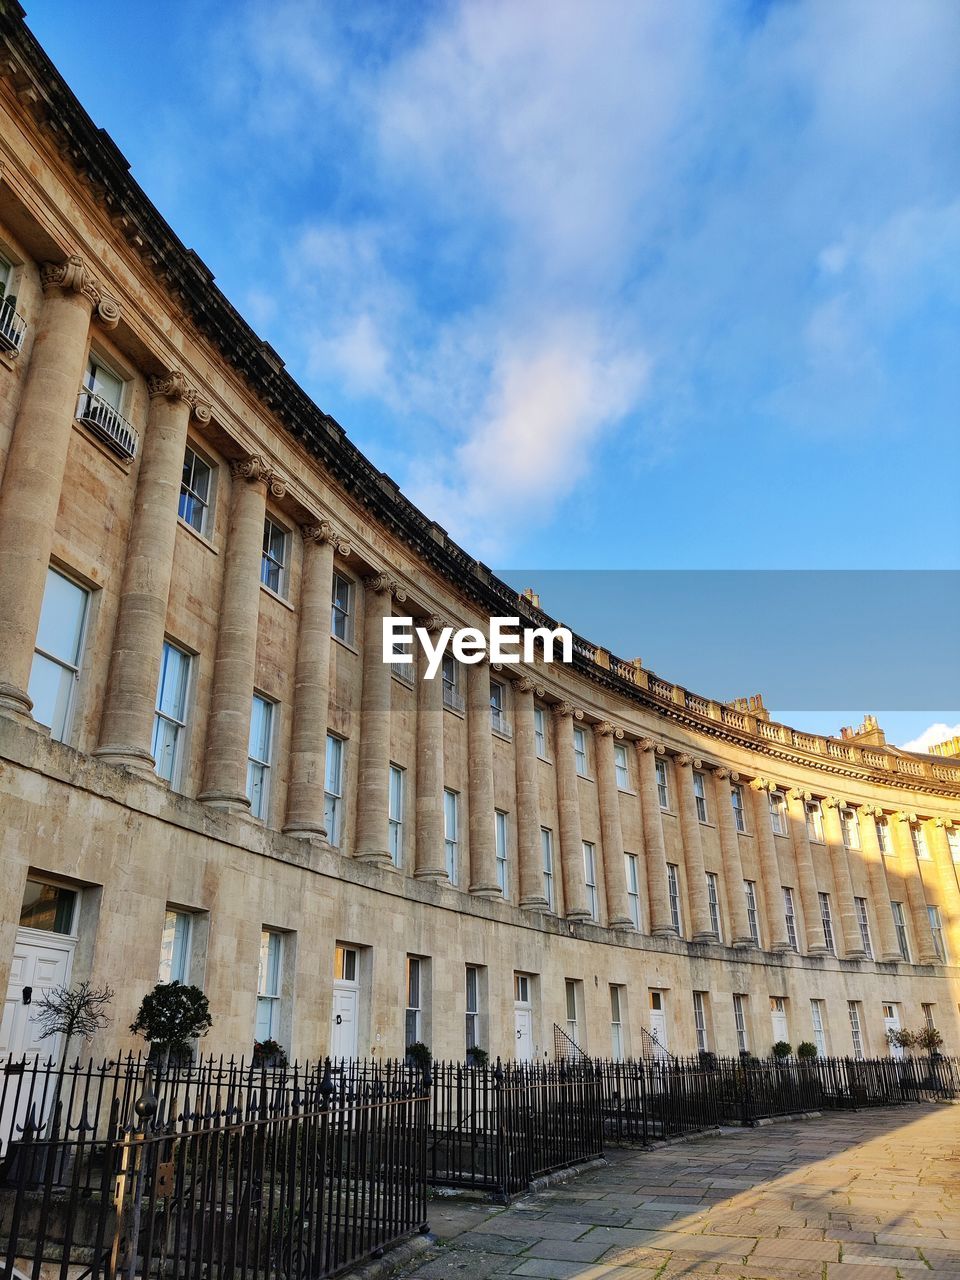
(594, 725, 633, 927)
(283, 525, 340, 837)
(714, 769, 754, 946)
(823, 799, 867, 957)
(354, 576, 394, 864)
(0, 262, 106, 717)
(199, 460, 270, 809)
(414, 616, 447, 879)
(466, 660, 500, 896)
(787, 790, 829, 953)
(553, 705, 589, 920)
(515, 678, 547, 908)
(750, 781, 791, 951)
(676, 756, 714, 940)
(858, 806, 902, 961)
(96, 377, 203, 770)
(637, 739, 675, 935)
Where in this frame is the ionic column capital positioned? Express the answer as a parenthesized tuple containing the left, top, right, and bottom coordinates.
(637, 736, 664, 754)
(594, 720, 624, 740)
(857, 802, 883, 817)
(302, 519, 351, 555)
(516, 674, 545, 696)
(788, 787, 811, 803)
(823, 795, 846, 810)
(715, 766, 740, 783)
(553, 701, 583, 721)
(231, 453, 287, 498)
(896, 810, 917, 824)
(750, 776, 776, 793)
(675, 752, 701, 769)
(363, 571, 407, 602)
(147, 370, 212, 423)
(418, 612, 449, 634)
(933, 816, 953, 829)
(41, 255, 120, 328)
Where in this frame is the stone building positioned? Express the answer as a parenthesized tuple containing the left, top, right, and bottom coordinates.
(0, 6, 957, 1069)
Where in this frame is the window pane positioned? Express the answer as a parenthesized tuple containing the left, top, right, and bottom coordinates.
(27, 652, 73, 736)
(152, 715, 180, 782)
(86, 358, 123, 409)
(326, 735, 342, 791)
(249, 697, 273, 762)
(35, 570, 87, 665)
(157, 643, 190, 719)
(19, 881, 77, 934)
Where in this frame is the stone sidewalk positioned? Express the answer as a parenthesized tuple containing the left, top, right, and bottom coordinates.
(405, 1104, 960, 1280)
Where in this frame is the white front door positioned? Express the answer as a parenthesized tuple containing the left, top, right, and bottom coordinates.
(330, 986, 359, 1060)
(883, 1004, 902, 1058)
(1, 930, 75, 1062)
(770, 997, 789, 1047)
(649, 991, 668, 1058)
(1, 931, 75, 1148)
(514, 1006, 533, 1061)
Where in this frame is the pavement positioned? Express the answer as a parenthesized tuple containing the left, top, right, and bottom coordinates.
(403, 1104, 960, 1280)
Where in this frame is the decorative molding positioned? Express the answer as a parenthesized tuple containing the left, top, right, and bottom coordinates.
(231, 453, 287, 498)
(516, 675, 545, 696)
(675, 753, 702, 769)
(364, 572, 407, 603)
(302, 520, 351, 556)
(41, 255, 119, 328)
(147, 369, 212, 423)
(895, 810, 917, 824)
(823, 795, 844, 810)
(858, 802, 883, 817)
(418, 613, 448, 635)
(554, 701, 583, 721)
(934, 816, 953, 829)
(637, 737, 664, 755)
(594, 721, 624, 740)
(788, 787, 812, 803)
(716, 767, 740, 783)
(750, 776, 775, 793)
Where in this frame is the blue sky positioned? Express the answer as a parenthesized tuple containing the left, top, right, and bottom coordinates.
(26, 1, 959, 747)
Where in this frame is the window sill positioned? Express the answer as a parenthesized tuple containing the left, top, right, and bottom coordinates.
(537, 754, 553, 766)
(698, 819, 716, 829)
(177, 517, 219, 555)
(443, 703, 465, 721)
(332, 633, 360, 657)
(576, 774, 596, 785)
(260, 583, 294, 612)
(71, 418, 135, 473)
(492, 727, 513, 743)
(617, 787, 636, 797)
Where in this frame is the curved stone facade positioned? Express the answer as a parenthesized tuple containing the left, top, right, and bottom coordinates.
(0, 8, 957, 1066)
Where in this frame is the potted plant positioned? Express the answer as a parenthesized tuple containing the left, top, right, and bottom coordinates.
(33, 981, 114, 1070)
(130, 981, 213, 1073)
(772, 1041, 792, 1061)
(253, 1038, 288, 1068)
(885, 1027, 915, 1054)
(405, 1041, 431, 1071)
(796, 1041, 818, 1061)
(913, 1025, 943, 1056)
(466, 1044, 489, 1068)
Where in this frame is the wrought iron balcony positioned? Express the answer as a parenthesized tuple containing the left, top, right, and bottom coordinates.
(390, 661, 415, 685)
(0, 300, 27, 355)
(491, 708, 513, 737)
(76, 388, 139, 460)
(442, 684, 465, 713)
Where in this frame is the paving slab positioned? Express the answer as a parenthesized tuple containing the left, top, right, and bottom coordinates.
(403, 1106, 959, 1280)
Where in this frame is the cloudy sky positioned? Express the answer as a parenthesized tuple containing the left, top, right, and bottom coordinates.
(29, 1, 959, 747)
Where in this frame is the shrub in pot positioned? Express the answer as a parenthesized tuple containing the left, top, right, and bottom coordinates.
(467, 1045, 489, 1068)
(772, 1041, 792, 1060)
(130, 981, 213, 1072)
(796, 1041, 818, 1060)
(406, 1041, 431, 1071)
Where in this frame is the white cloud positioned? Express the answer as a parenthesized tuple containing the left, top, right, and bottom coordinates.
(901, 722, 960, 754)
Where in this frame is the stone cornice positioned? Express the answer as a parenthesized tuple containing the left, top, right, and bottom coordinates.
(1, 7, 957, 802)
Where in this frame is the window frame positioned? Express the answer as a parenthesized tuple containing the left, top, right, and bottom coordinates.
(744, 879, 760, 946)
(28, 566, 90, 744)
(331, 571, 355, 644)
(855, 896, 873, 958)
(805, 800, 824, 844)
(732, 784, 746, 833)
(153, 639, 191, 786)
(614, 742, 630, 790)
(573, 726, 588, 777)
(693, 990, 708, 1053)
(655, 758, 669, 810)
(246, 693, 276, 820)
(489, 679, 509, 735)
(533, 705, 548, 759)
(610, 984, 625, 1061)
(783, 886, 798, 951)
(256, 929, 283, 1042)
(667, 862, 682, 934)
(624, 852, 640, 929)
(388, 764, 405, 868)
(840, 806, 860, 849)
(847, 1000, 864, 1058)
(405, 955, 422, 1048)
(541, 827, 555, 911)
(83, 351, 126, 412)
(693, 770, 708, 823)
(706, 871, 722, 940)
(158, 908, 193, 985)
(810, 998, 827, 1056)
(819, 891, 836, 955)
(769, 790, 787, 836)
(928, 905, 947, 962)
(324, 733, 344, 846)
(733, 993, 748, 1053)
(465, 965, 480, 1053)
(495, 808, 509, 896)
(260, 515, 290, 597)
(444, 788, 460, 885)
(582, 841, 599, 921)
(179, 444, 214, 536)
(891, 900, 910, 961)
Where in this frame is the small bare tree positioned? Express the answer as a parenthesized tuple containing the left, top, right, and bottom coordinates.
(33, 981, 115, 1066)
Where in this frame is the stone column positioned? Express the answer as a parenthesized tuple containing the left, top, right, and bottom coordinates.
(787, 789, 829, 954)
(893, 811, 939, 963)
(553, 703, 590, 920)
(931, 818, 960, 961)
(414, 615, 448, 880)
(95, 373, 211, 771)
(0, 256, 119, 721)
(636, 738, 675, 936)
(199, 455, 280, 810)
(283, 520, 349, 838)
(857, 804, 902, 961)
(594, 723, 633, 928)
(749, 779, 792, 951)
(515, 675, 547, 908)
(714, 768, 754, 947)
(821, 797, 868, 958)
(674, 754, 714, 941)
(354, 573, 403, 865)
(466, 659, 501, 897)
